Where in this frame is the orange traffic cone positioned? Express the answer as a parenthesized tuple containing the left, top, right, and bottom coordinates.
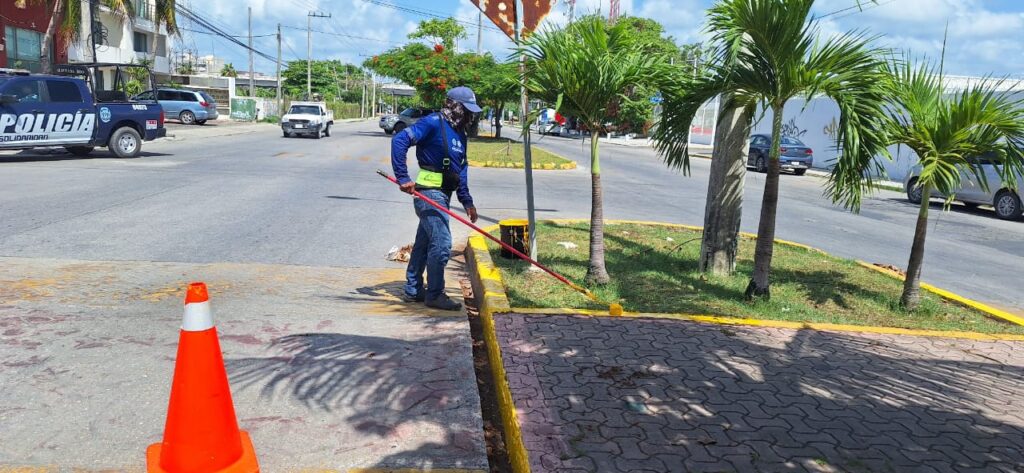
(147, 282, 259, 473)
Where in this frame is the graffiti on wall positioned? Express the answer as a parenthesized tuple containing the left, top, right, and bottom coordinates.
(823, 117, 839, 141)
(780, 117, 807, 139)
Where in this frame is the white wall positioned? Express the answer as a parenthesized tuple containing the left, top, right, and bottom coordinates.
(66, 0, 171, 74)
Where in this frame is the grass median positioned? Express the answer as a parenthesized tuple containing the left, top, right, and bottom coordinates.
(468, 137, 575, 169)
(488, 221, 1024, 334)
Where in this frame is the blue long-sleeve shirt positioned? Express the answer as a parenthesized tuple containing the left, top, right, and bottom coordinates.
(391, 113, 474, 209)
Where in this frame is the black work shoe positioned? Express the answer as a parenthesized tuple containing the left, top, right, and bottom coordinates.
(425, 295, 462, 311)
(402, 292, 425, 303)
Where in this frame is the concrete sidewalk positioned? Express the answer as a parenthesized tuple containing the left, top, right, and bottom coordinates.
(495, 313, 1024, 472)
(0, 257, 486, 471)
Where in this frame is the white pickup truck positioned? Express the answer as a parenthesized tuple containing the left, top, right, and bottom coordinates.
(281, 102, 334, 138)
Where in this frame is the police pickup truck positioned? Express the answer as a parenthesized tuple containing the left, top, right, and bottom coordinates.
(0, 64, 165, 158)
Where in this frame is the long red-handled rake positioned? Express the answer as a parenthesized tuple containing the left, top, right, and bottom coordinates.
(377, 169, 624, 316)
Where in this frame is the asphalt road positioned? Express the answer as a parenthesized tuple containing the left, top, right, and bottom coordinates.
(0, 118, 1019, 311)
(0, 118, 1020, 310)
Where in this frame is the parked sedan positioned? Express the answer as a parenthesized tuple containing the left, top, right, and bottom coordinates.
(904, 154, 1024, 220)
(747, 134, 813, 175)
(135, 88, 218, 125)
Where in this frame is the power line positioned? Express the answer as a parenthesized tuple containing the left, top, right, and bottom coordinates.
(281, 25, 408, 46)
(179, 27, 276, 38)
(177, 4, 277, 63)
(359, 0, 503, 33)
(818, 0, 896, 19)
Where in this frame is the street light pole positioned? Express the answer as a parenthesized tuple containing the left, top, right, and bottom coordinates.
(276, 23, 282, 117)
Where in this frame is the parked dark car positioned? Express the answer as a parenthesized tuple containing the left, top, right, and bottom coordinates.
(748, 134, 813, 175)
(379, 107, 437, 135)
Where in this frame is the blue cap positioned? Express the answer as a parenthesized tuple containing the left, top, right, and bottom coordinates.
(447, 86, 483, 113)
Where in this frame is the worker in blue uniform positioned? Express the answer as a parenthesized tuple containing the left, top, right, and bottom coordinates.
(391, 86, 481, 311)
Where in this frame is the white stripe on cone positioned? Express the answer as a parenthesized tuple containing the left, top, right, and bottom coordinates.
(182, 300, 214, 331)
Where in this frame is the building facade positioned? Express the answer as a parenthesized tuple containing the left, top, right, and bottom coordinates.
(0, 0, 69, 72)
(66, 0, 173, 74)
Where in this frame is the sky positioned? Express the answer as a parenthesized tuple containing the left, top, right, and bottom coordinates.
(178, 0, 1024, 80)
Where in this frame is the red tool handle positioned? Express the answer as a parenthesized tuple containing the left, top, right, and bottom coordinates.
(377, 170, 582, 291)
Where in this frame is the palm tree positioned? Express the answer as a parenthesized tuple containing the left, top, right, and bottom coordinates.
(655, 0, 891, 299)
(519, 16, 672, 284)
(149, 0, 178, 65)
(34, 0, 137, 71)
(846, 59, 1024, 310)
(220, 63, 238, 78)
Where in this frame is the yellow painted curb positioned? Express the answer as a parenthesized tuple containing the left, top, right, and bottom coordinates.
(856, 261, 1024, 327)
(504, 308, 1024, 341)
(468, 160, 576, 170)
(465, 234, 529, 473)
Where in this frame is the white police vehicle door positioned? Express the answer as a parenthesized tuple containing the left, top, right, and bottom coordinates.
(0, 78, 94, 147)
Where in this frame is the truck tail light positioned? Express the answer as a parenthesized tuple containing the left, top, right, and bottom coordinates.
(159, 110, 165, 126)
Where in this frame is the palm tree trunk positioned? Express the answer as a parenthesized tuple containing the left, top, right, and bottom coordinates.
(586, 130, 610, 284)
(700, 99, 751, 276)
(745, 105, 784, 299)
(39, 0, 65, 74)
(901, 183, 931, 310)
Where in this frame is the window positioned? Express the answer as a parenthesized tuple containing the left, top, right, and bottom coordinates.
(199, 92, 215, 104)
(135, 90, 155, 100)
(752, 136, 767, 146)
(133, 32, 149, 53)
(781, 136, 805, 146)
(157, 90, 179, 101)
(182, 91, 199, 102)
(4, 26, 43, 72)
(7, 80, 44, 103)
(46, 80, 83, 103)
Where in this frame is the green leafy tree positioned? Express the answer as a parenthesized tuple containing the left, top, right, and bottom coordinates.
(365, 44, 510, 110)
(654, 0, 891, 298)
(520, 16, 673, 284)
(470, 62, 518, 138)
(281, 60, 366, 100)
(148, 0, 178, 63)
(408, 18, 466, 51)
(220, 63, 238, 78)
(831, 58, 1024, 310)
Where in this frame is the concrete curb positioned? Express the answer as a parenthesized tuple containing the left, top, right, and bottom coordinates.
(465, 226, 530, 473)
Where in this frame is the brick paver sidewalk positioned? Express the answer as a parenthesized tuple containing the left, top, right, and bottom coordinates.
(495, 313, 1024, 472)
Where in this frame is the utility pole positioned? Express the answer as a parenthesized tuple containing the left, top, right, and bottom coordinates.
(360, 78, 366, 118)
(248, 7, 254, 96)
(276, 23, 282, 117)
(370, 74, 376, 116)
(476, 11, 483, 54)
(307, 11, 331, 100)
(514, 0, 538, 261)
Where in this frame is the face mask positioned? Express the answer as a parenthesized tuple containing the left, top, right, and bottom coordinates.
(441, 98, 470, 132)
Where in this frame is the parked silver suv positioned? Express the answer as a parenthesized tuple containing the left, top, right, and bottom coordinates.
(904, 154, 1023, 220)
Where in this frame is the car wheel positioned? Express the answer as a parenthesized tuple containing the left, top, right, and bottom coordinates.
(394, 123, 406, 134)
(384, 128, 393, 135)
(196, 119, 207, 125)
(324, 124, 331, 137)
(110, 127, 142, 158)
(283, 131, 291, 138)
(906, 178, 923, 204)
(793, 169, 807, 176)
(994, 190, 1023, 220)
(180, 110, 196, 125)
(314, 128, 322, 139)
(755, 155, 767, 173)
(65, 146, 94, 157)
